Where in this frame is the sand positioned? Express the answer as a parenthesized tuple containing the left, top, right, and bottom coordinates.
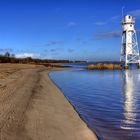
(0, 64, 97, 140)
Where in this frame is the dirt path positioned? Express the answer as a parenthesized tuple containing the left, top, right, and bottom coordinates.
(0, 64, 97, 140)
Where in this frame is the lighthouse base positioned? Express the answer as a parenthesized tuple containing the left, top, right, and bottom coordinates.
(121, 63, 139, 69)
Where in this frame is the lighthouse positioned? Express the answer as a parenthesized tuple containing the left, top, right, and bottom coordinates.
(120, 15, 140, 68)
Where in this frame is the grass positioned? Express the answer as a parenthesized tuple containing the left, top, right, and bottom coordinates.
(87, 63, 122, 70)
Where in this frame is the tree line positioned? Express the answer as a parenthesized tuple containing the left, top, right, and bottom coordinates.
(0, 52, 75, 64)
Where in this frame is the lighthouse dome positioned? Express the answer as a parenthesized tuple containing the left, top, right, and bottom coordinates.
(124, 15, 134, 23)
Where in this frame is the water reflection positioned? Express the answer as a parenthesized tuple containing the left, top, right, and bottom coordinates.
(50, 69, 140, 140)
(121, 70, 138, 130)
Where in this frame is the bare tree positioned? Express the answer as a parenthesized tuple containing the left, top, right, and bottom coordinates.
(5, 52, 10, 57)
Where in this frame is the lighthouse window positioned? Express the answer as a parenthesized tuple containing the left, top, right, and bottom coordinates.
(130, 24, 132, 27)
(129, 16, 131, 19)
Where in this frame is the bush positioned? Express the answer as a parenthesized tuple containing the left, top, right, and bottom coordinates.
(87, 63, 122, 70)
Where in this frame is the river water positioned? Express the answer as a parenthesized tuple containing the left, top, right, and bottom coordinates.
(49, 69, 140, 140)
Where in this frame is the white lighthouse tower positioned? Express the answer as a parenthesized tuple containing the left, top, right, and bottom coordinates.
(120, 15, 140, 68)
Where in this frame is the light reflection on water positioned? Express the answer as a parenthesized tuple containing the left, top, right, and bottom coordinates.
(120, 70, 140, 135)
(121, 71, 137, 129)
(50, 69, 140, 140)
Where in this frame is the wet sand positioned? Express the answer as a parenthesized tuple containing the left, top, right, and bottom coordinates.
(0, 64, 97, 140)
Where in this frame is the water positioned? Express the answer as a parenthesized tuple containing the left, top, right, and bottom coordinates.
(61, 63, 88, 68)
(49, 69, 140, 140)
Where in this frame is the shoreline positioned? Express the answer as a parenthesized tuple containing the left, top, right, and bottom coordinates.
(47, 68, 98, 140)
(48, 68, 98, 140)
(48, 68, 99, 139)
(0, 64, 98, 140)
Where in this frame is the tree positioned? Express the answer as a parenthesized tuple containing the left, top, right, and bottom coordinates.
(5, 52, 10, 57)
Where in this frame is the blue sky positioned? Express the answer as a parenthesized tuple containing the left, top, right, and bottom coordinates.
(0, 0, 140, 61)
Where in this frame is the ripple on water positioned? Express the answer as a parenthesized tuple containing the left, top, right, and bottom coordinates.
(50, 69, 140, 140)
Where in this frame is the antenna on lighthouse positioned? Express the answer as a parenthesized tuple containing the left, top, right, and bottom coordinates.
(120, 15, 140, 69)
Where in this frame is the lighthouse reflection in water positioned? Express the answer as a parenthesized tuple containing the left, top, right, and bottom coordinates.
(121, 70, 140, 132)
(50, 69, 140, 140)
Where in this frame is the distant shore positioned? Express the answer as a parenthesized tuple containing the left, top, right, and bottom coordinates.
(0, 64, 97, 140)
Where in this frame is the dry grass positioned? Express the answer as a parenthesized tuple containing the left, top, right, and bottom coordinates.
(87, 63, 122, 70)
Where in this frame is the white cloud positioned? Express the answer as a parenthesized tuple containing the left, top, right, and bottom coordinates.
(110, 15, 120, 21)
(93, 21, 107, 26)
(95, 31, 121, 40)
(129, 9, 140, 17)
(16, 53, 40, 58)
(93, 15, 120, 26)
(67, 22, 77, 27)
(45, 40, 64, 46)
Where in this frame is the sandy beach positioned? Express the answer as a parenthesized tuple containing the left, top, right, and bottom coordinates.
(0, 64, 97, 140)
